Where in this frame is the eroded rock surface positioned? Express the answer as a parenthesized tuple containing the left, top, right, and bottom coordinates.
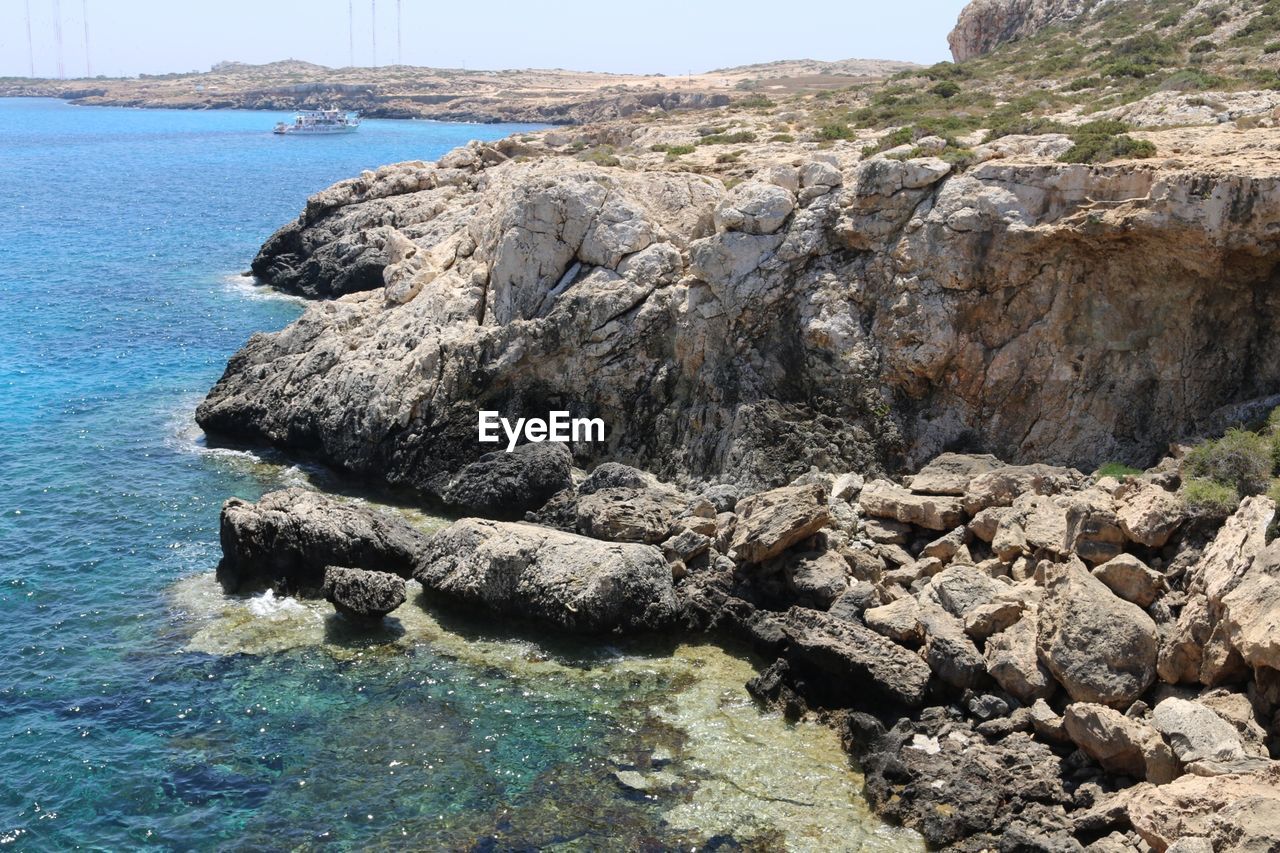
(415, 518, 677, 633)
(215, 488, 430, 594)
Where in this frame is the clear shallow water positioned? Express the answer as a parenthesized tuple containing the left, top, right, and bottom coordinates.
(0, 98, 917, 850)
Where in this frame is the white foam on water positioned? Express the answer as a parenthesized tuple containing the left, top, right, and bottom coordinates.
(246, 588, 309, 618)
(220, 272, 307, 304)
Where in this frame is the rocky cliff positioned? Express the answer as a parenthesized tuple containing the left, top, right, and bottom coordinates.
(948, 0, 1089, 61)
(198, 126, 1280, 504)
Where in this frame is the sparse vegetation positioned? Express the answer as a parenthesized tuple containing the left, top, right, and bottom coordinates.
(1182, 477, 1241, 516)
(1184, 427, 1276, 497)
(1058, 120, 1156, 163)
(1096, 462, 1143, 479)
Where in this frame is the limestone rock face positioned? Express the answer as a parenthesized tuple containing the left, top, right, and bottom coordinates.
(215, 488, 431, 594)
(948, 0, 1087, 62)
(201, 144, 1280, 502)
(1037, 559, 1158, 707)
(322, 566, 407, 621)
(415, 518, 677, 633)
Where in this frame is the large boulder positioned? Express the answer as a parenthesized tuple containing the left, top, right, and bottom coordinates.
(1116, 483, 1184, 549)
(322, 566, 407, 621)
(906, 453, 1003, 496)
(859, 479, 965, 531)
(415, 518, 677, 633)
(712, 181, 795, 235)
(962, 464, 1084, 516)
(1093, 553, 1164, 608)
(215, 488, 431, 594)
(1062, 703, 1179, 783)
(1193, 496, 1274, 609)
(729, 483, 830, 563)
(1157, 594, 1212, 685)
(780, 607, 933, 707)
(775, 549, 849, 609)
(1037, 559, 1158, 707)
(575, 487, 682, 544)
(440, 442, 574, 517)
(1220, 540, 1280, 672)
(985, 608, 1055, 703)
(1150, 697, 1248, 767)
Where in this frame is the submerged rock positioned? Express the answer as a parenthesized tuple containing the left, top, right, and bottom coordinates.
(415, 518, 677, 633)
(215, 488, 430, 594)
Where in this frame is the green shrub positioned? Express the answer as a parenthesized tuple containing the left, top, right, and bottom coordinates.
(697, 131, 757, 146)
(1266, 41, 1280, 53)
(1096, 462, 1143, 479)
(768, 133, 795, 143)
(736, 94, 775, 109)
(816, 123, 855, 141)
(1059, 120, 1157, 163)
(663, 144, 695, 160)
(1183, 477, 1242, 517)
(931, 81, 962, 99)
(1184, 428, 1275, 496)
(579, 145, 620, 167)
(1190, 40, 1216, 53)
(1067, 76, 1103, 91)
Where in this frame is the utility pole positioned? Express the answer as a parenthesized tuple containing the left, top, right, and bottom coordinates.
(53, 0, 65, 80)
(370, 0, 377, 67)
(82, 0, 90, 77)
(25, 0, 35, 77)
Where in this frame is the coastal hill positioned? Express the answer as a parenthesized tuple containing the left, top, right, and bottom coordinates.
(0, 56, 917, 124)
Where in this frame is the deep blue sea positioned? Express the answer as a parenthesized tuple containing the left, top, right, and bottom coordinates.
(0, 98, 914, 851)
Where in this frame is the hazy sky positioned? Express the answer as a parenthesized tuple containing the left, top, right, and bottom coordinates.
(3, 0, 970, 79)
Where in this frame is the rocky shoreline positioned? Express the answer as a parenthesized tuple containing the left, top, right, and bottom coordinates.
(210, 446, 1279, 851)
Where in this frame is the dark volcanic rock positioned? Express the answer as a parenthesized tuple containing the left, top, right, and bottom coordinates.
(854, 710, 1074, 849)
(322, 566, 407, 621)
(415, 518, 677, 633)
(215, 488, 430, 594)
(440, 442, 574, 517)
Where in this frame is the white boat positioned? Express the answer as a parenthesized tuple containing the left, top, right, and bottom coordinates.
(272, 108, 360, 135)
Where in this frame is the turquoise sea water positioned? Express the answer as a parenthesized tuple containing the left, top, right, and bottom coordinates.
(0, 98, 915, 851)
